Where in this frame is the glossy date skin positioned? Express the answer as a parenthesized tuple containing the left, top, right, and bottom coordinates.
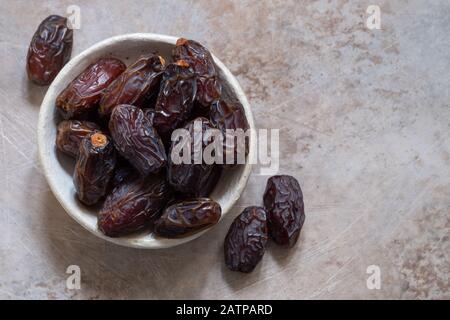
(263, 175, 305, 247)
(173, 38, 221, 109)
(167, 117, 216, 194)
(210, 98, 249, 166)
(153, 61, 197, 142)
(99, 54, 165, 117)
(27, 15, 73, 86)
(73, 133, 116, 206)
(224, 206, 268, 273)
(109, 104, 167, 175)
(56, 58, 126, 119)
(98, 174, 172, 237)
(56, 120, 101, 158)
(154, 198, 221, 238)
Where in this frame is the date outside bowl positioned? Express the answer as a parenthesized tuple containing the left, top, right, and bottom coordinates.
(37, 33, 256, 249)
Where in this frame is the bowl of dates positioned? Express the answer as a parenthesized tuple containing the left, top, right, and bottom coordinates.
(37, 33, 255, 249)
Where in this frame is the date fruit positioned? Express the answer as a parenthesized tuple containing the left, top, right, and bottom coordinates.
(173, 38, 221, 109)
(73, 133, 116, 205)
(112, 160, 137, 188)
(98, 174, 172, 237)
(143, 108, 155, 124)
(195, 165, 222, 198)
(224, 206, 268, 273)
(56, 120, 101, 158)
(109, 104, 167, 175)
(167, 117, 216, 194)
(210, 98, 249, 166)
(263, 175, 305, 247)
(154, 198, 221, 238)
(153, 60, 197, 142)
(27, 15, 73, 85)
(56, 58, 126, 119)
(99, 54, 165, 117)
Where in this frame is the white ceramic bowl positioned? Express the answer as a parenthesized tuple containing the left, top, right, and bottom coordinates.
(38, 33, 255, 249)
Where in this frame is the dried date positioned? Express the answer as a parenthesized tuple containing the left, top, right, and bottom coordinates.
(194, 165, 222, 198)
(73, 133, 116, 205)
(27, 15, 73, 85)
(224, 206, 268, 273)
(263, 175, 305, 247)
(111, 160, 137, 188)
(99, 54, 165, 117)
(109, 104, 167, 175)
(153, 60, 197, 142)
(154, 198, 221, 238)
(143, 108, 155, 124)
(173, 38, 221, 109)
(56, 58, 126, 119)
(56, 120, 101, 158)
(98, 174, 172, 237)
(167, 117, 216, 194)
(210, 98, 249, 166)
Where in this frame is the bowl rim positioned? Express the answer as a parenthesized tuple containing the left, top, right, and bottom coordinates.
(37, 33, 256, 249)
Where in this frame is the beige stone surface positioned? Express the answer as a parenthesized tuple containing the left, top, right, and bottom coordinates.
(0, 0, 449, 299)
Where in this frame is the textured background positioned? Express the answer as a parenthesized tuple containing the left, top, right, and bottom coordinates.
(0, 0, 449, 299)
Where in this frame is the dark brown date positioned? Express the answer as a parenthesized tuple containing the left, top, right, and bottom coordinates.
(153, 61, 197, 142)
(154, 198, 221, 238)
(195, 165, 222, 198)
(56, 58, 126, 119)
(167, 117, 216, 194)
(27, 15, 73, 85)
(263, 175, 305, 247)
(98, 174, 172, 237)
(143, 108, 155, 124)
(111, 160, 137, 188)
(210, 98, 249, 166)
(99, 54, 165, 117)
(56, 120, 101, 158)
(173, 38, 221, 109)
(224, 206, 268, 273)
(109, 104, 167, 175)
(73, 133, 116, 206)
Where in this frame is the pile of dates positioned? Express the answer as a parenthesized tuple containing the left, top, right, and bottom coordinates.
(224, 175, 305, 273)
(53, 36, 249, 239)
(28, 16, 305, 274)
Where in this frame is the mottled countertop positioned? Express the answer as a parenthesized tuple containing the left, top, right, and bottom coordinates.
(0, 0, 449, 299)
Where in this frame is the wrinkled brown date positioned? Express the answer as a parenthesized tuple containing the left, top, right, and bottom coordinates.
(56, 58, 126, 119)
(27, 15, 73, 86)
(154, 198, 221, 238)
(98, 174, 172, 237)
(224, 206, 268, 273)
(153, 61, 197, 142)
(56, 120, 101, 158)
(173, 38, 221, 109)
(263, 175, 305, 247)
(99, 54, 165, 117)
(167, 117, 216, 194)
(210, 98, 249, 166)
(109, 104, 167, 175)
(73, 133, 116, 206)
